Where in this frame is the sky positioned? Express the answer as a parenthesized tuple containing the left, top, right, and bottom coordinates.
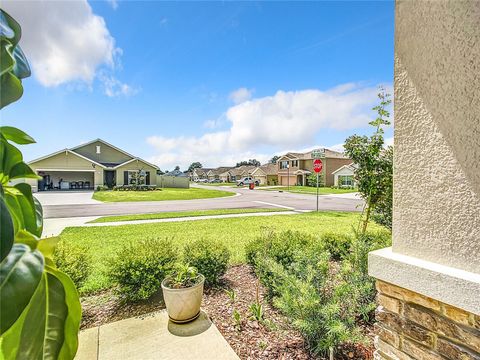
(2, 0, 394, 171)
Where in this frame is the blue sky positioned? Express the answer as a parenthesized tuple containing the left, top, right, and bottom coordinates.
(3, 1, 394, 170)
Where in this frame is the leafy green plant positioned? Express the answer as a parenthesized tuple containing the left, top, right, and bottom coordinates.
(232, 309, 242, 331)
(0, 10, 81, 359)
(108, 238, 177, 301)
(183, 238, 230, 286)
(344, 87, 393, 233)
(53, 240, 92, 290)
(249, 302, 264, 322)
(319, 232, 353, 261)
(164, 263, 200, 289)
(224, 288, 237, 303)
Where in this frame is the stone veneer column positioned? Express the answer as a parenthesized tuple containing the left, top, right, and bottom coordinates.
(369, 1, 480, 359)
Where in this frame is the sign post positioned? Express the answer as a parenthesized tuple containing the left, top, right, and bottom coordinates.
(313, 158, 323, 212)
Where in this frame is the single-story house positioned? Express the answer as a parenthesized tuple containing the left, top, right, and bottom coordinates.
(332, 163, 357, 187)
(165, 169, 188, 177)
(277, 148, 353, 187)
(192, 168, 212, 181)
(27, 139, 160, 192)
(251, 163, 278, 185)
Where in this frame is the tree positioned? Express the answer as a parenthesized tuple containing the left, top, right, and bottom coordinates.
(0, 10, 81, 359)
(174, 165, 180, 171)
(236, 159, 260, 167)
(307, 172, 325, 187)
(187, 162, 202, 173)
(269, 155, 280, 164)
(344, 87, 393, 233)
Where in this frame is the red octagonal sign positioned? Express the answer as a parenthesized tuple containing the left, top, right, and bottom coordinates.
(313, 159, 323, 173)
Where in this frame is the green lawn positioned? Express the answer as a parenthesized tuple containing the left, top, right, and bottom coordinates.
(260, 186, 358, 195)
(59, 211, 384, 294)
(89, 208, 288, 223)
(92, 187, 234, 202)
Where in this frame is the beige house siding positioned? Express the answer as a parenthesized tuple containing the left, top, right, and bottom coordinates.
(115, 160, 158, 186)
(73, 141, 132, 165)
(324, 158, 352, 186)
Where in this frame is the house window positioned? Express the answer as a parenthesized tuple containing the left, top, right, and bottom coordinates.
(128, 170, 146, 185)
(339, 175, 354, 187)
(280, 161, 289, 170)
(291, 160, 298, 167)
(96, 145, 101, 154)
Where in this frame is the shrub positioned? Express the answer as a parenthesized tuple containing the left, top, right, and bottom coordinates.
(246, 230, 314, 268)
(53, 240, 91, 289)
(249, 229, 392, 358)
(319, 232, 353, 261)
(183, 238, 230, 286)
(108, 238, 177, 302)
(96, 185, 109, 191)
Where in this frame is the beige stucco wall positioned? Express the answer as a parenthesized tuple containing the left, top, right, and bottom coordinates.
(392, 0, 480, 274)
(158, 175, 189, 188)
(74, 141, 132, 165)
(30, 151, 104, 187)
(115, 160, 158, 186)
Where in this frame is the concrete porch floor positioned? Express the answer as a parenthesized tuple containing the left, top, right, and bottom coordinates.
(75, 310, 239, 360)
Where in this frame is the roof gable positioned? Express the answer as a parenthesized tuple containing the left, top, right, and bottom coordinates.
(71, 139, 133, 165)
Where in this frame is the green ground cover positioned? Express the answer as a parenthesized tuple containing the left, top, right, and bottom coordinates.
(59, 211, 379, 294)
(92, 187, 234, 202)
(260, 186, 358, 195)
(89, 208, 288, 223)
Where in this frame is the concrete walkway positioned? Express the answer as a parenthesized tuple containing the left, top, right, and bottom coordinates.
(75, 310, 239, 360)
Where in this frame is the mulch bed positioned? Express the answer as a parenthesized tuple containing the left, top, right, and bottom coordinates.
(80, 264, 374, 359)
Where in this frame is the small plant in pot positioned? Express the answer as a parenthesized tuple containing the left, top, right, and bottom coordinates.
(161, 264, 205, 323)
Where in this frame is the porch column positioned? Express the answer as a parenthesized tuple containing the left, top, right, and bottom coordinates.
(369, 1, 480, 359)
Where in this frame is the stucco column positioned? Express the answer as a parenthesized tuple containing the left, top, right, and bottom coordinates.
(369, 1, 480, 359)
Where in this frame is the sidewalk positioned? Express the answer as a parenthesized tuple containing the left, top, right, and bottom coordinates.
(75, 310, 239, 360)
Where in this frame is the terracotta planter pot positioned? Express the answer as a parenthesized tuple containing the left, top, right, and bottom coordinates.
(161, 274, 205, 323)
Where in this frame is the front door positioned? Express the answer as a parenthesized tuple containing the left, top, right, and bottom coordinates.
(105, 170, 116, 188)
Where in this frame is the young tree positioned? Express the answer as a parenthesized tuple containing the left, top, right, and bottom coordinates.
(174, 165, 180, 171)
(344, 87, 393, 233)
(269, 155, 280, 164)
(187, 162, 202, 172)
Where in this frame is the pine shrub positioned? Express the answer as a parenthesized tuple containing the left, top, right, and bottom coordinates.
(108, 238, 177, 302)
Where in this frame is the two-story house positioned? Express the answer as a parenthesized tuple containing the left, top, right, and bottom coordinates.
(277, 149, 353, 187)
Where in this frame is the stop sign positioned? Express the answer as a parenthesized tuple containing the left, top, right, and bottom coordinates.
(313, 159, 323, 173)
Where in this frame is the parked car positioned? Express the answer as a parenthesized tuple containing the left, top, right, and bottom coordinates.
(209, 179, 222, 183)
(236, 177, 260, 186)
(196, 178, 208, 183)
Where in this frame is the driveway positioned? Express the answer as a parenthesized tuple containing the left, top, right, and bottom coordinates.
(34, 191, 101, 206)
(42, 185, 364, 219)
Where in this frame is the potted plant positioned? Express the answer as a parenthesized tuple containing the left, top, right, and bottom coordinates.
(161, 264, 205, 323)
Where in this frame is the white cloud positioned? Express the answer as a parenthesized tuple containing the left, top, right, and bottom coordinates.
(107, 0, 119, 10)
(99, 73, 139, 97)
(229, 87, 253, 104)
(147, 83, 391, 170)
(3, 0, 124, 89)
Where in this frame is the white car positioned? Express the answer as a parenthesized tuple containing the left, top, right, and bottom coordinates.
(195, 178, 208, 183)
(236, 177, 260, 186)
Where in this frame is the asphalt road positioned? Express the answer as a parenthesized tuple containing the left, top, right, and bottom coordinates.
(41, 185, 364, 219)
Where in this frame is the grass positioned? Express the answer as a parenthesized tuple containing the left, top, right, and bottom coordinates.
(89, 208, 288, 223)
(58, 211, 385, 294)
(259, 186, 358, 195)
(92, 187, 235, 202)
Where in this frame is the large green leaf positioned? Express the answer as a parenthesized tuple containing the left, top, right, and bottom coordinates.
(0, 126, 35, 144)
(0, 10, 21, 46)
(0, 71, 23, 109)
(0, 193, 14, 261)
(0, 265, 81, 360)
(9, 161, 40, 180)
(12, 45, 30, 79)
(0, 244, 44, 334)
(0, 139, 24, 183)
(14, 183, 43, 237)
(0, 39, 14, 76)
